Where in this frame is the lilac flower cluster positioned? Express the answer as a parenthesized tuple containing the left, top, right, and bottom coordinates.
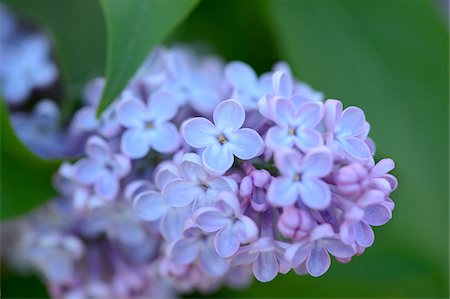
(0, 4, 58, 105)
(1, 14, 397, 297)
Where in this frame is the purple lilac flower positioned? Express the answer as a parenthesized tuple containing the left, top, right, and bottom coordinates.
(265, 98, 324, 151)
(117, 90, 180, 158)
(2, 42, 398, 297)
(74, 136, 131, 200)
(11, 100, 71, 158)
(162, 154, 237, 208)
(285, 224, 355, 277)
(194, 191, 258, 257)
(182, 99, 264, 173)
(268, 148, 333, 209)
(225, 61, 272, 110)
(324, 99, 372, 163)
(70, 78, 122, 139)
(170, 221, 229, 277)
(0, 32, 57, 104)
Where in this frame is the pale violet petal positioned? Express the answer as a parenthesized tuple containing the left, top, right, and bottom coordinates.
(272, 71, 292, 98)
(298, 178, 331, 210)
(85, 136, 110, 162)
(120, 129, 151, 159)
(116, 98, 147, 128)
(339, 137, 371, 161)
(337, 106, 366, 137)
(133, 191, 168, 221)
(228, 128, 264, 160)
(148, 90, 178, 122)
(306, 245, 331, 277)
(295, 129, 323, 151)
(214, 225, 240, 258)
(253, 252, 278, 282)
(182, 117, 218, 148)
(213, 99, 245, 132)
(75, 160, 104, 184)
(149, 122, 180, 153)
(354, 221, 374, 247)
(265, 126, 294, 149)
(199, 242, 229, 276)
(202, 143, 234, 174)
(297, 101, 323, 128)
(171, 238, 200, 265)
(194, 207, 229, 233)
(163, 179, 201, 207)
(267, 177, 299, 207)
(225, 61, 257, 88)
(301, 148, 333, 178)
(323, 239, 355, 258)
(94, 173, 118, 200)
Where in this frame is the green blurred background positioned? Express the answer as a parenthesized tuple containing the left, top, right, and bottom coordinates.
(1, 0, 449, 298)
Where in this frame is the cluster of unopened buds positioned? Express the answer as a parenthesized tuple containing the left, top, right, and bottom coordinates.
(1, 7, 397, 298)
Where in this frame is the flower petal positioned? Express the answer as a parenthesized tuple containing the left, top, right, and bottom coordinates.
(160, 208, 188, 241)
(337, 106, 366, 137)
(190, 88, 221, 115)
(295, 129, 323, 151)
(199, 241, 229, 276)
(323, 239, 355, 258)
(75, 160, 104, 184)
(285, 242, 310, 267)
(148, 90, 178, 122)
(301, 148, 333, 178)
(85, 136, 110, 162)
(171, 238, 200, 265)
(120, 128, 151, 159)
(116, 98, 147, 128)
(163, 179, 201, 207)
(202, 143, 234, 174)
(323, 99, 342, 132)
(354, 221, 374, 247)
(149, 122, 180, 153)
(133, 191, 168, 221)
(235, 216, 259, 243)
(363, 203, 392, 226)
(253, 252, 278, 282)
(213, 99, 245, 132)
(94, 172, 118, 200)
(225, 61, 257, 88)
(298, 178, 331, 210)
(306, 245, 330, 277)
(182, 117, 218, 148)
(194, 207, 228, 233)
(265, 126, 294, 148)
(272, 71, 292, 98)
(215, 225, 240, 258)
(228, 128, 264, 160)
(339, 137, 371, 161)
(267, 177, 298, 207)
(297, 101, 324, 128)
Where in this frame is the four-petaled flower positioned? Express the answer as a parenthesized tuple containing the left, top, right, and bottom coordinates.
(324, 99, 372, 162)
(182, 99, 264, 174)
(285, 224, 355, 277)
(74, 136, 131, 200)
(265, 98, 324, 151)
(194, 191, 258, 258)
(117, 90, 180, 159)
(163, 158, 237, 208)
(268, 148, 332, 209)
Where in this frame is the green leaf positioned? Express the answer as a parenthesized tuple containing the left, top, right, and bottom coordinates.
(0, 101, 60, 219)
(97, 0, 201, 116)
(4, 0, 107, 119)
